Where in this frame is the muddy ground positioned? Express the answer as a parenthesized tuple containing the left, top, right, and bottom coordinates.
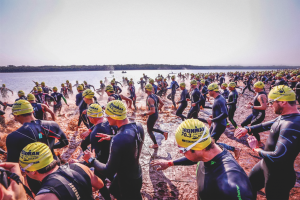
(0, 81, 300, 200)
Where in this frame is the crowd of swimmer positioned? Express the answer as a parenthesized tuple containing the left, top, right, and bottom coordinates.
(0, 69, 300, 200)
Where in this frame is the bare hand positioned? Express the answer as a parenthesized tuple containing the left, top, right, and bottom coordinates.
(247, 136, 258, 149)
(96, 133, 111, 142)
(192, 103, 196, 107)
(207, 118, 212, 126)
(83, 149, 96, 163)
(82, 110, 87, 115)
(80, 130, 90, 139)
(150, 159, 171, 171)
(0, 162, 27, 200)
(234, 128, 248, 139)
(248, 102, 253, 105)
(245, 104, 252, 109)
(186, 99, 190, 101)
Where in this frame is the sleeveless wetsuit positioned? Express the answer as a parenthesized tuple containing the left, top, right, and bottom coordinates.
(187, 88, 202, 119)
(31, 102, 44, 120)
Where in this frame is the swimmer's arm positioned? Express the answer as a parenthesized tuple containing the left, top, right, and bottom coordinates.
(173, 157, 197, 166)
(6, 134, 21, 162)
(258, 126, 299, 163)
(226, 94, 237, 105)
(248, 118, 277, 133)
(62, 96, 67, 105)
(53, 125, 69, 149)
(157, 96, 164, 111)
(120, 95, 132, 104)
(253, 94, 267, 110)
(75, 163, 104, 190)
(42, 104, 55, 121)
(211, 102, 228, 122)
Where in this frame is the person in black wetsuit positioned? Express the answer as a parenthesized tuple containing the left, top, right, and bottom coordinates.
(111, 80, 122, 94)
(200, 79, 209, 101)
(235, 85, 300, 200)
(151, 119, 254, 200)
(137, 77, 146, 92)
(6, 100, 69, 194)
(51, 86, 69, 115)
(142, 84, 168, 149)
(75, 85, 92, 132)
(227, 82, 238, 129)
(84, 80, 96, 91)
(167, 75, 179, 109)
(15, 90, 27, 101)
(18, 142, 104, 200)
(294, 75, 300, 105)
(274, 74, 288, 87)
(0, 108, 6, 128)
(176, 82, 190, 121)
(105, 85, 132, 108)
(27, 93, 56, 121)
(149, 78, 158, 94)
(83, 100, 145, 200)
(96, 80, 106, 97)
(241, 81, 268, 147)
(218, 73, 225, 86)
(206, 83, 240, 158)
(128, 81, 137, 110)
(187, 80, 203, 119)
(35, 87, 55, 105)
(41, 81, 52, 94)
(242, 74, 255, 94)
(220, 83, 229, 99)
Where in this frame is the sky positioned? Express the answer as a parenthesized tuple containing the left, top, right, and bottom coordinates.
(0, 0, 300, 66)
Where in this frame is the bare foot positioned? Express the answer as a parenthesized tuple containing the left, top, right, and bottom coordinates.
(149, 144, 159, 149)
(163, 132, 168, 140)
(234, 147, 241, 160)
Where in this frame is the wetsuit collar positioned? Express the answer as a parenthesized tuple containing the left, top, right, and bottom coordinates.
(280, 113, 300, 119)
(203, 148, 226, 167)
(117, 122, 135, 131)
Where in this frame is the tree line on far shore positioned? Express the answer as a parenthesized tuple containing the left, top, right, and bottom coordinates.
(0, 64, 298, 73)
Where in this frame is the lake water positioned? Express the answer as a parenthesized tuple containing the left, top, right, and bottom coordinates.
(0, 69, 258, 99)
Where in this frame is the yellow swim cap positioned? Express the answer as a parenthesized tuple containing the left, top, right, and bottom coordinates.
(145, 84, 153, 92)
(77, 85, 83, 91)
(276, 74, 282, 78)
(175, 119, 211, 151)
(61, 83, 65, 87)
(105, 85, 114, 92)
(111, 80, 115, 84)
(35, 82, 39, 86)
(66, 80, 69, 83)
(228, 82, 236, 88)
(84, 81, 87, 84)
(105, 100, 127, 120)
(200, 79, 205, 84)
(33, 87, 37, 91)
(190, 80, 197, 85)
(82, 89, 94, 99)
(208, 83, 219, 92)
(222, 83, 228, 87)
(254, 81, 264, 89)
(268, 85, 295, 101)
(171, 75, 175, 79)
(297, 75, 300, 79)
(129, 81, 133, 85)
(52, 87, 58, 91)
(12, 100, 33, 116)
(41, 82, 45, 86)
(27, 94, 35, 101)
(87, 103, 103, 118)
(149, 79, 154, 83)
(180, 82, 186, 87)
(37, 87, 43, 92)
(19, 142, 54, 172)
(18, 90, 25, 96)
(2, 84, 5, 87)
(100, 80, 103, 83)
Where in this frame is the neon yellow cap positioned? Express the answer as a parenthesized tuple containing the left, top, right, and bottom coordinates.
(105, 100, 127, 120)
(27, 94, 35, 101)
(87, 104, 103, 118)
(268, 85, 295, 101)
(208, 83, 219, 91)
(145, 84, 153, 91)
(12, 100, 33, 116)
(82, 89, 94, 99)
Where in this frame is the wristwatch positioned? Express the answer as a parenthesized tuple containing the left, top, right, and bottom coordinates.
(88, 157, 95, 164)
(251, 106, 254, 109)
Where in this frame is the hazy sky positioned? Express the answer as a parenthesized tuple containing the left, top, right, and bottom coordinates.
(1, 0, 300, 66)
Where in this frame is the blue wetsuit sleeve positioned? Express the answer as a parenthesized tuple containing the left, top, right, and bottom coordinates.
(249, 118, 277, 133)
(258, 124, 300, 162)
(76, 95, 81, 106)
(211, 100, 228, 122)
(53, 123, 69, 149)
(118, 86, 122, 93)
(175, 82, 179, 89)
(202, 87, 208, 95)
(6, 133, 20, 162)
(173, 157, 197, 166)
(167, 81, 174, 89)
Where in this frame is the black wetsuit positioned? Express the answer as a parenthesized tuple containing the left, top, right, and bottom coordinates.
(248, 114, 300, 199)
(35, 93, 54, 105)
(219, 76, 225, 86)
(37, 163, 94, 200)
(210, 95, 228, 141)
(241, 91, 267, 142)
(6, 120, 69, 194)
(76, 92, 91, 128)
(92, 123, 145, 200)
(227, 89, 238, 128)
(137, 80, 146, 91)
(275, 78, 288, 86)
(42, 86, 51, 94)
(109, 93, 122, 101)
(15, 96, 27, 102)
(167, 81, 179, 108)
(201, 85, 208, 100)
(146, 94, 165, 145)
(129, 85, 137, 110)
(172, 148, 254, 200)
(295, 82, 300, 104)
(31, 102, 44, 120)
(187, 88, 203, 119)
(221, 89, 229, 99)
(242, 77, 255, 94)
(113, 85, 122, 94)
(176, 89, 190, 121)
(51, 92, 66, 113)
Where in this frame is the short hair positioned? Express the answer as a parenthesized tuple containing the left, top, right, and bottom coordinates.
(287, 101, 296, 106)
(37, 160, 58, 174)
